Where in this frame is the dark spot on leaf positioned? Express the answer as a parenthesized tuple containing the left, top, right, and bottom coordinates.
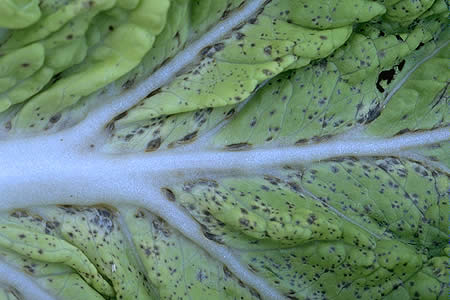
(239, 218, 250, 226)
(177, 131, 198, 144)
(225, 108, 235, 119)
(161, 187, 176, 202)
(145, 137, 161, 152)
(146, 87, 161, 98)
(262, 69, 273, 76)
(235, 32, 246, 40)
(295, 138, 308, 145)
(225, 142, 252, 151)
(311, 135, 332, 143)
(49, 72, 62, 85)
(395, 128, 410, 135)
(213, 43, 225, 51)
(113, 111, 128, 121)
(122, 74, 137, 90)
(49, 113, 61, 123)
(364, 103, 381, 123)
(203, 231, 222, 243)
(223, 266, 233, 277)
(307, 214, 317, 224)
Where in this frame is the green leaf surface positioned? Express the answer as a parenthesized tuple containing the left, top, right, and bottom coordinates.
(0, 206, 263, 300)
(168, 157, 449, 299)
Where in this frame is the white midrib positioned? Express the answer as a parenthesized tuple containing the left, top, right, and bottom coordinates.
(0, 125, 448, 299)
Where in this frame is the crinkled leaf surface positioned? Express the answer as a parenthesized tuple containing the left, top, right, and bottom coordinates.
(0, 0, 448, 300)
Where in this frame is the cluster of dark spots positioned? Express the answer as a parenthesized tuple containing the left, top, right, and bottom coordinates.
(196, 270, 207, 282)
(307, 214, 317, 225)
(195, 178, 219, 188)
(21, 63, 30, 67)
(264, 175, 281, 186)
(10, 209, 29, 218)
(264, 45, 272, 55)
(66, 34, 73, 40)
(152, 217, 172, 237)
(45, 221, 60, 234)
